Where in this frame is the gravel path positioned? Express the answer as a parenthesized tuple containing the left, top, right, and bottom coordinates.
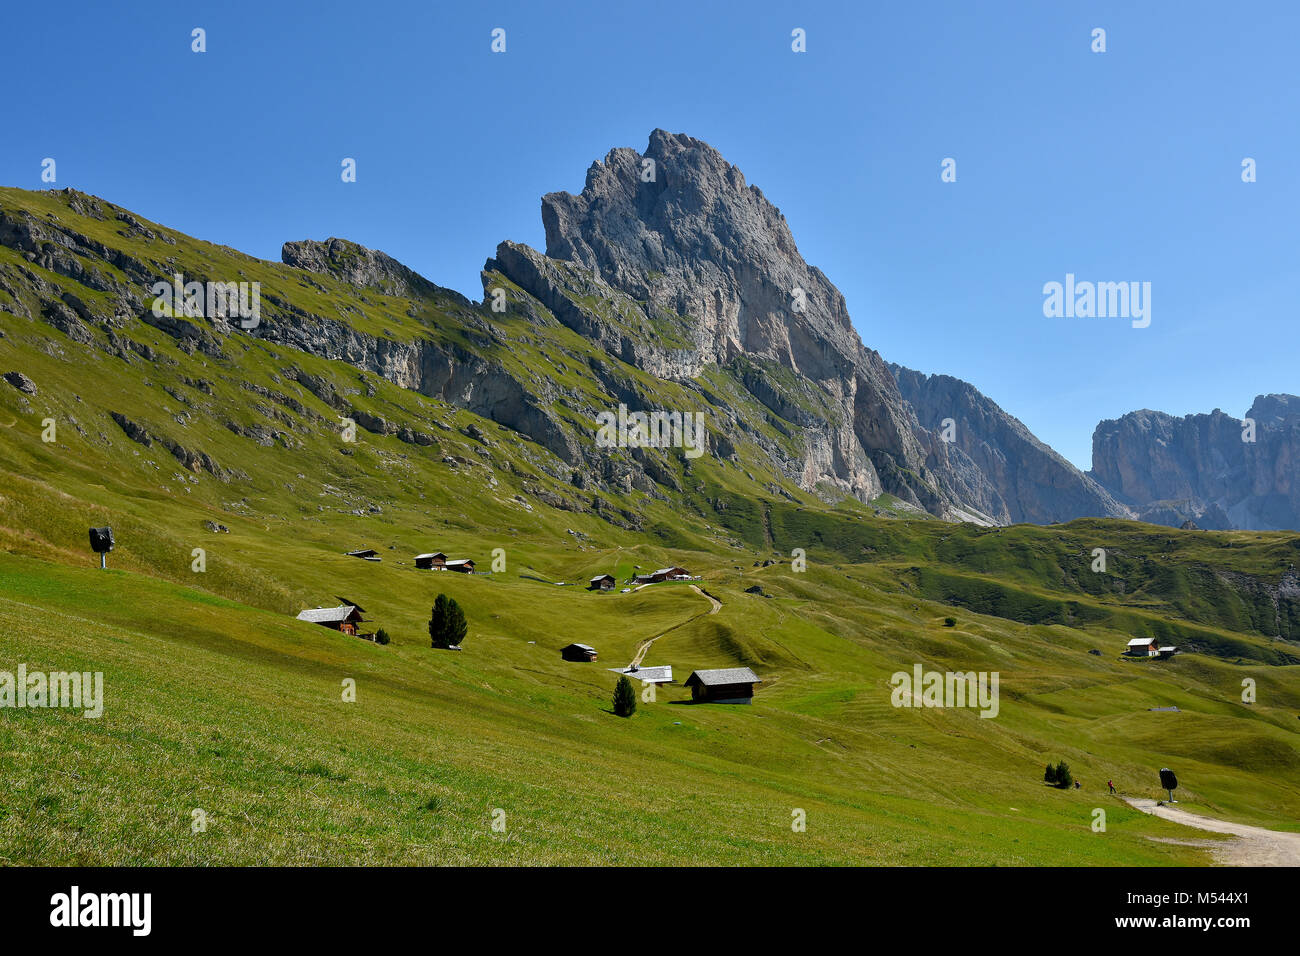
(1125, 797, 1300, 866)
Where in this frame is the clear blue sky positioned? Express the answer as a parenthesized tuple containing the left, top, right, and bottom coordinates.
(4, 1, 1296, 469)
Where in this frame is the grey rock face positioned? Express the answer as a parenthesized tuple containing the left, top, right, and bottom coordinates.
(891, 365, 1130, 524)
(1089, 395, 1300, 531)
(527, 129, 955, 510)
(485, 240, 703, 380)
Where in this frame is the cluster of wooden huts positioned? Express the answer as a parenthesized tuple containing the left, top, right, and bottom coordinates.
(300, 548, 477, 643)
(586, 566, 695, 591)
(560, 641, 761, 703)
(1125, 637, 1178, 658)
(413, 551, 475, 573)
(633, 566, 695, 585)
(301, 553, 760, 704)
(343, 548, 476, 573)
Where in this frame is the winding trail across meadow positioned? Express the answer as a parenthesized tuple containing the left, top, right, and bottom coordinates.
(628, 584, 720, 668)
(1124, 797, 1300, 866)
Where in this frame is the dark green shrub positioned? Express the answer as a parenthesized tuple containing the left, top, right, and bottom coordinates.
(1054, 761, 1073, 788)
(1044, 760, 1073, 788)
(613, 676, 637, 717)
(429, 594, 468, 648)
(446, 598, 467, 647)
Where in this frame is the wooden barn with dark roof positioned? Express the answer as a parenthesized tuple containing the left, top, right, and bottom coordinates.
(682, 667, 761, 703)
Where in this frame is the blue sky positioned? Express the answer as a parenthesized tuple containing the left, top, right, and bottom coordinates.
(3, 0, 1296, 469)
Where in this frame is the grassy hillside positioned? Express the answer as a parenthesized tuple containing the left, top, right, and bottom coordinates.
(1, 186, 1298, 864)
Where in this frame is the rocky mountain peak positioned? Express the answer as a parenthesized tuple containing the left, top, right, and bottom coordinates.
(541, 129, 857, 372)
(1246, 393, 1300, 429)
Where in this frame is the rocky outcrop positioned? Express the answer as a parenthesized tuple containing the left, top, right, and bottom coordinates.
(109, 411, 244, 481)
(1089, 396, 1300, 531)
(891, 365, 1130, 524)
(3, 371, 37, 395)
(281, 237, 470, 306)
(484, 241, 703, 380)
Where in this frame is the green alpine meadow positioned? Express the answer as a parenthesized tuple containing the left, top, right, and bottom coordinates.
(1, 168, 1297, 868)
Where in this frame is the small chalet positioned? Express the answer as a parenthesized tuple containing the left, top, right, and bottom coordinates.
(588, 574, 616, 591)
(561, 643, 598, 662)
(297, 605, 366, 636)
(634, 566, 691, 585)
(683, 667, 761, 704)
(1126, 637, 1159, 658)
(345, 548, 381, 562)
(445, 559, 475, 573)
(1157, 646, 1179, 659)
(415, 552, 448, 570)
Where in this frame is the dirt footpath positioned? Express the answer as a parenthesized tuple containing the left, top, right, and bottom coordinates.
(627, 584, 721, 668)
(1124, 797, 1300, 866)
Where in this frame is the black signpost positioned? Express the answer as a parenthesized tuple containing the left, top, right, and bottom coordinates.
(89, 526, 114, 569)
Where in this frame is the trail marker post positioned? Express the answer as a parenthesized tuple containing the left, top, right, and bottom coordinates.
(89, 526, 114, 569)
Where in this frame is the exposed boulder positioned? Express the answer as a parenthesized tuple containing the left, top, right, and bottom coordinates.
(3, 371, 37, 395)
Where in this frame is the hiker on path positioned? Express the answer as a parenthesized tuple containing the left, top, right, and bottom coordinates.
(1108, 780, 1116, 794)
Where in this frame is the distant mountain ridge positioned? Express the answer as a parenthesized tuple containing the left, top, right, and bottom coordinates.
(1089, 395, 1300, 531)
(890, 365, 1130, 525)
(0, 129, 1290, 531)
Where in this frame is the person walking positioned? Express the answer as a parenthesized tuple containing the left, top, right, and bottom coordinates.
(1108, 779, 1116, 794)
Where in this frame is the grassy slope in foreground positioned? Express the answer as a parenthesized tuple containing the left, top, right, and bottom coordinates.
(0, 552, 1233, 866)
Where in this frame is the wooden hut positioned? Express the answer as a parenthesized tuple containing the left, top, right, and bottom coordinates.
(1126, 638, 1159, 657)
(445, 559, 475, 573)
(561, 643, 598, 662)
(296, 605, 366, 636)
(415, 552, 447, 570)
(588, 574, 615, 591)
(682, 667, 761, 703)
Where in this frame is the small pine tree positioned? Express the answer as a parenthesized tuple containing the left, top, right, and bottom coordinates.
(429, 594, 451, 648)
(613, 675, 637, 717)
(1054, 761, 1073, 789)
(1044, 763, 1057, 785)
(375, 628, 390, 646)
(446, 597, 468, 647)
